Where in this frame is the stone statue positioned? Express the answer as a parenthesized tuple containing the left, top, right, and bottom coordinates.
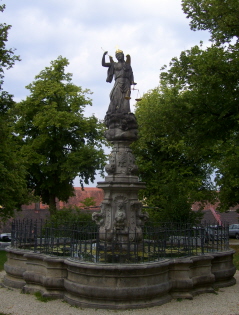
(102, 49, 138, 141)
(102, 49, 136, 114)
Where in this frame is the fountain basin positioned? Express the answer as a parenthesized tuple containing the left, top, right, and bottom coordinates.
(3, 247, 236, 309)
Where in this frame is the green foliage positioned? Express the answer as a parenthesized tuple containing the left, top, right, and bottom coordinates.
(42, 206, 96, 241)
(132, 0, 239, 219)
(14, 56, 107, 214)
(80, 197, 96, 207)
(230, 245, 239, 270)
(182, 0, 239, 44)
(0, 4, 20, 86)
(158, 48, 239, 211)
(133, 87, 212, 223)
(0, 110, 30, 219)
(0, 92, 32, 219)
(0, 250, 7, 271)
(214, 142, 239, 211)
(137, 1, 239, 212)
(160, 43, 239, 149)
(46, 206, 94, 226)
(34, 291, 54, 302)
(0, 4, 31, 220)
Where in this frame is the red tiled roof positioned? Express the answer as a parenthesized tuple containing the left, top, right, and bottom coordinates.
(192, 201, 239, 224)
(57, 187, 104, 208)
(20, 190, 239, 225)
(21, 187, 104, 210)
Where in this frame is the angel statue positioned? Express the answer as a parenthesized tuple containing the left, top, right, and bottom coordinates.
(102, 49, 136, 114)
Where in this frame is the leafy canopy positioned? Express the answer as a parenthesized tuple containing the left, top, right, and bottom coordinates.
(0, 4, 20, 86)
(133, 0, 239, 218)
(158, 1, 239, 211)
(0, 3, 30, 220)
(182, 0, 239, 44)
(15, 56, 107, 214)
(133, 87, 210, 223)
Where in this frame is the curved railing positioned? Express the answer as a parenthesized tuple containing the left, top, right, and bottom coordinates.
(10, 219, 230, 263)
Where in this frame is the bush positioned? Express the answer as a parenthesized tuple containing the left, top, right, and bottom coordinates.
(45, 206, 95, 228)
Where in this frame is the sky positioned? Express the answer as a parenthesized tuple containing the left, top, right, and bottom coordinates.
(2, 0, 210, 186)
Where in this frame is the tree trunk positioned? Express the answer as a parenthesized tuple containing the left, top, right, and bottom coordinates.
(49, 194, 57, 216)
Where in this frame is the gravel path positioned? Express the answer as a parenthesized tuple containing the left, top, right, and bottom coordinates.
(0, 270, 239, 315)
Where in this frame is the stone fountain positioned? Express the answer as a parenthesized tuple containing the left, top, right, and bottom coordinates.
(3, 48, 236, 310)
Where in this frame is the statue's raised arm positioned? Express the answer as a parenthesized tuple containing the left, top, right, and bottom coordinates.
(102, 51, 111, 68)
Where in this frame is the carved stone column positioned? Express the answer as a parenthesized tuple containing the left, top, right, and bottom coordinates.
(92, 112, 148, 247)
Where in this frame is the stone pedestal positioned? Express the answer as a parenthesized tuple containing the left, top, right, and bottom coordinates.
(92, 112, 148, 246)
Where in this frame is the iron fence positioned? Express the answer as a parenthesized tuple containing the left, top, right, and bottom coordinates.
(10, 219, 230, 263)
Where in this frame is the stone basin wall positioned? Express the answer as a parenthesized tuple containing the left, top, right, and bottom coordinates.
(3, 247, 236, 309)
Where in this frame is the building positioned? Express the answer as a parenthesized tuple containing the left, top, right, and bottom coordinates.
(1, 188, 239, 233)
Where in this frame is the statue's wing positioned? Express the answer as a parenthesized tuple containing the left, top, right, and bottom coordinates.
(126, 54, 131, 65)
(109, 56, 115, 63)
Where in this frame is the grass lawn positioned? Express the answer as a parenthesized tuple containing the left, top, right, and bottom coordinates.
(0, 250, 7, 271)
(230, 244, 239, 270)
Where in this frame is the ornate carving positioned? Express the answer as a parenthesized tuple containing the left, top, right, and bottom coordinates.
(102, 201, 111, 230)
(109, 152, 116, 164)
(126, 165, 138, 175)
(105, 163, 116, 174)
(114, 196, 128, 230)
(130, 201, 149, 227)
(118, 151, 127, 168)
(137, 212, 149, 226)
(126, 151, 138, 175)
(105, 152, 116, 174)
(104, 113, 138, 141)
(105, 128, 138, 141)
(92, 201, 112, 229)
(92, 211, 105, 226)
(104, 113, 138, 130)
(105, 146, 139, 176)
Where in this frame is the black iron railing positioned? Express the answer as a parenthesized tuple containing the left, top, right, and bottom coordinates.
(10, 220, 230, 263)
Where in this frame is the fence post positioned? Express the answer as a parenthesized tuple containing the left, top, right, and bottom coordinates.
(11, 220, 15, 247)
(34, 221, 38, 252)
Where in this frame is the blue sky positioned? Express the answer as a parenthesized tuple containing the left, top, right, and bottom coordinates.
(2, 0, 210, 186)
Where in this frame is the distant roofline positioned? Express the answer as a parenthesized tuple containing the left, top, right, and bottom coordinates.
(74, 187, 102, 190)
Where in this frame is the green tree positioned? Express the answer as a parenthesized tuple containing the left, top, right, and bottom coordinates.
(157, 0, 239, 211)
(133, 88, 211, 223)
(133, 0, 239, 218)
(80, 197, 96, 208)
(0, 3, 30, 220)
(0, 4, 20, 83)
(182, 0, 239, 44)
(159, 42, 239, 208)
(15, 56, 107, 215)
(46, 206, 94, 227)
